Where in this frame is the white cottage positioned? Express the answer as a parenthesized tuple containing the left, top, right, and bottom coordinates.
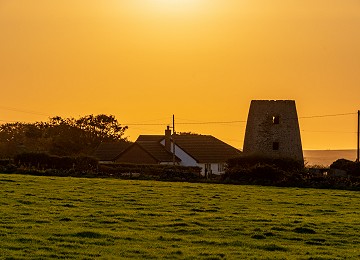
(136, 127, 242, 176)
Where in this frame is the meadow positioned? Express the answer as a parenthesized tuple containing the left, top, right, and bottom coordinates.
(0, 174, 359, 259)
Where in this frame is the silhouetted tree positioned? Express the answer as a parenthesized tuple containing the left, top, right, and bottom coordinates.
(0, 114, 128, 157)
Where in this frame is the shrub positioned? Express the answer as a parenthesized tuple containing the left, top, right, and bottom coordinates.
(13, 152, 98, 172)
(48, 156, 74, 170)
(0, 159, 12, 166)
(224, 155, 304, 186)
(3, 164, 17, 173)
(74, 156, 98, 171)
(330, 159, 360, 177)
(98, 163, 202, 181)
(14, 152, 50, 168)
(223, 164, 288, 185)
(227, 155, 304, 172)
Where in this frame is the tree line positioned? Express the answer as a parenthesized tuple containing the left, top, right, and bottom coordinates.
(0, 114, 129, 158)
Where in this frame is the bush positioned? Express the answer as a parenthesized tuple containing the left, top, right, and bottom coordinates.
(227, 155, 304, 172)
(0, 159, 12, 166)
(3, 164, 17, 173)
(223, 155, 304, 186)
(98, 163, 202, 181)
(159, 168, 200, 182)
(330, 159, 360, 177)
(74, 156, 98, 171)
(48, 156, 74, 170)
(14, 152, 50, 169)
(223, 164, 289, 185)
(13, 152, 98, 172)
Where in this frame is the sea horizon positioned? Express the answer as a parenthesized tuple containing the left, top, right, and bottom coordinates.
(303, 149, 357, 167)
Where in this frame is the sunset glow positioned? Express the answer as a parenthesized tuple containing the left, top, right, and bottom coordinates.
(1, 1, 360, 150)
(145, 0, 205, 11)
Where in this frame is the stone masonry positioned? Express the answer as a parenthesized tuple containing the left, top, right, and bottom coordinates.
(243, 100, 304, 163)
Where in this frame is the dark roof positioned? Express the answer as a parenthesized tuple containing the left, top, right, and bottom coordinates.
(136, 135, 164, 142)
(137, 141, 180, 163)
(135, 134, 242, 163)
(173, 134, 242, 163)
(94, 141, 132, 161)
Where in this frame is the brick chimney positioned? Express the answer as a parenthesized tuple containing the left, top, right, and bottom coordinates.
(165, 126, 171, 152)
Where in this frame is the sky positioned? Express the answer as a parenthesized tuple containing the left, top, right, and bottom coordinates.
(0, 0, 359, 150)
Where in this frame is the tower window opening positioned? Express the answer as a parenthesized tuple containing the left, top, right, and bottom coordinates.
(272, 116, 280, 124)
(273, 142, 279, 150)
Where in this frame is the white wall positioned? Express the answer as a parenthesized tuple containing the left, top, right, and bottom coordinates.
(198, 163, 206, 176)
(160, 139, 198, 167)
(211, 164, 219, 175)
(160, 139, 226, 176)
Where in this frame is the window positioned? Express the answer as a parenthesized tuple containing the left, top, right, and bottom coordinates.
(205, 163, 212, 177)
(218, 163, 225, 172)
(272, 115, 280, 124)
(205, 164, 211, 173)
(273, 142, 279, 150)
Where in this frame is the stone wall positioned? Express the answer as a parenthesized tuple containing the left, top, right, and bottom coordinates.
(243, 100, 304, 163)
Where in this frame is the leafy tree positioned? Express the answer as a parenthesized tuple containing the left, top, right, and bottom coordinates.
(46, 114, 128, 156)
(0, 123, 36, 158)
(75, 114, 128, 142)
(0, 114, 128, 158)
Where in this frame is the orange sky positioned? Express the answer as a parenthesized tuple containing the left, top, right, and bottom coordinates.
(1, 0, 359, 150)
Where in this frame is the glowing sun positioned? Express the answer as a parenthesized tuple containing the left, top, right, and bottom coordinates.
(145, 0, 205, 14)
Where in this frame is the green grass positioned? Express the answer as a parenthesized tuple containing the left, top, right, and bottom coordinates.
(0, 174, 359, 259)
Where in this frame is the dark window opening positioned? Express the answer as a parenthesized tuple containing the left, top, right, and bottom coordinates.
(272, 115, 280, 124)
(273, 142, 279, 150)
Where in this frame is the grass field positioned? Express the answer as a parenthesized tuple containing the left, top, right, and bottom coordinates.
(1, 174, 359, 259)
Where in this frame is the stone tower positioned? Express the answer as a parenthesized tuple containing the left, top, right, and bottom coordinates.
(243, 100, 303, 163)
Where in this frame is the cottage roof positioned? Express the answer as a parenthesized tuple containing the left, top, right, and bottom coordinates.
(136, 135, 164, 142)
(135, 134, 241, 163)
(136, 141, 180, 163)
(94, 141, 132, 161)
(173, 134, 242, 163)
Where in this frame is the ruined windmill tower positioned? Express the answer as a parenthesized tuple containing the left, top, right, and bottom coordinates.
(243, 100, 304, 163)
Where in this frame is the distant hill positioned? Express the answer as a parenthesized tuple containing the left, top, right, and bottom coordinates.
(303, 149, 357, 167)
